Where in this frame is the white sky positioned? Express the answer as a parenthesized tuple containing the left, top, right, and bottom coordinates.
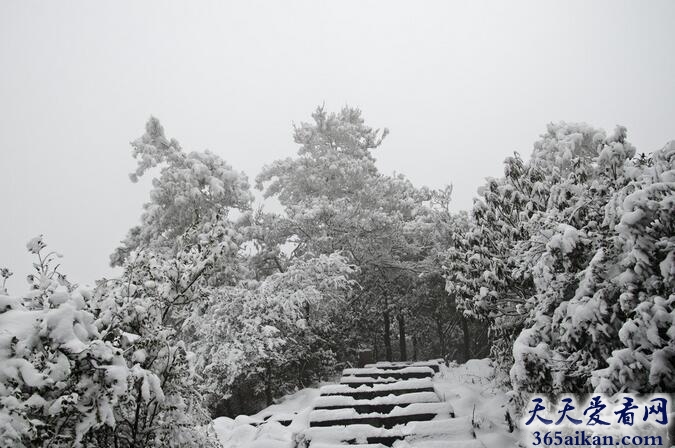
(1, 0, 674, 288)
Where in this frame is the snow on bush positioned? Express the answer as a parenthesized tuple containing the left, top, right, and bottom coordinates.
(191, 253, 358, 408)
(0, 236, 220, 447)
(0, 237, 129, 446)
(447, 123, 675, 404)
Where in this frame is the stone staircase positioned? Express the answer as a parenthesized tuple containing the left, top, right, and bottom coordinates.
(301, 360, 485, 448)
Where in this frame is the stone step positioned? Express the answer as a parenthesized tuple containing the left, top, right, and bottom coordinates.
(304, 416, 475, 447)
(321, 379, 435, 400)
(309, 402, 454, 428)
(316, 403, 415, 415)
(346, 371, 433, 381)
(314, 391, 441, 415)
(339, 377, 399, 388)
(309, 413, 436, 429)
(321, 388, 437, 401)
(344, 366, 436, 375)
(342, 366, 435, 381)
(302, 360, 476, 448)
(363, 360, 443, 373)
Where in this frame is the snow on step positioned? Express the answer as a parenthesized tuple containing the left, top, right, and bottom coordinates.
(364, 360, 443, 373)
(344, 367, 435, 376)
(309, 402, 454, 428)
(315, 391, 440, 409)
(314, 392, 443, 417)
(311, 402, 452, 421)
(304, 361, 479, 448)
(321, 378, 435, 399)
(264, 412, 295, 426)
(342, 366, 435, 381)
(340, 376, 400, 385)
(231, 412, 296, 427)
(305, 416, 475, 444)
(339, 372, 434, 386)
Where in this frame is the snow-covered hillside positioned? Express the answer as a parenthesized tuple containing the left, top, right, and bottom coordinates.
(213, 359, 519, 448)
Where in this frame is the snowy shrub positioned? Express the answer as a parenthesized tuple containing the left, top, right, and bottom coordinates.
(510, 127, 675, 400)
(445, 152, 550, 371)
(593, 141, 675, 393)
(450, 122, 674, 407)
(0, 237, 130, 447)
(192, 253, 358, 410)
(100, 207, 251, 445)
(0, 232, 225, 447)
(90, 250, 224, 447)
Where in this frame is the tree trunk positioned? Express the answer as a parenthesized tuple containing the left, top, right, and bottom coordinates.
(460, 315, 471, 362)
(397, 314, 407, 361)
(264, 364, 273, 406)
(304, 302, 311, 324)
(412, 334, 418, 361)
(435, 318, 445, 358)
(297, 362, 306, 389)
(383, 307, 392, 362)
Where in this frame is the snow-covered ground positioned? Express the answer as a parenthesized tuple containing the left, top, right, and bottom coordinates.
(213, 359, 520, 448)
(432, 359, 520, 448)
(213, 386, 324, 448)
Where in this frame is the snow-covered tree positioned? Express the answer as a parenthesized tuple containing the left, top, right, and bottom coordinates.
(111, 117, 252, 266)
(445, 151, 550, 370)
(91, 243, 224, 447)
(508, 125, 642, 399)
(409, 187, 489, 362)
(453, 122, 674, 405)
(593, 141, 675, 394)
(0, 237, 220, 447)
(191, 253, 357, 408)
(0, 237, 128, 447)
(257, 106, 434, 361)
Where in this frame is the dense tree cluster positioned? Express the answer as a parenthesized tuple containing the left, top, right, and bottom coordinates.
(447, 123, 674, 405)
(1, 108, 672, 445)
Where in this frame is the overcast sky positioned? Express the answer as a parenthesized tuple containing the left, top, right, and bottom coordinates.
(1, 0, 674, 288)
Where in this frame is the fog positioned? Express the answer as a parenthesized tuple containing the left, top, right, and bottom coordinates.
(1, 0, 674, 286)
